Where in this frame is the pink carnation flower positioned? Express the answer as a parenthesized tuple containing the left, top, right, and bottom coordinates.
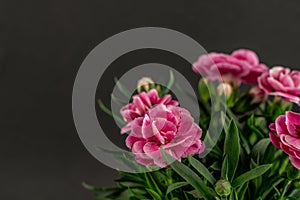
(269, 111, 300, 170)
(192, 49, 268, 85)
(120, 89, 179, 133)
(258, 66, 300, 104)
(125, 104, 205, 167)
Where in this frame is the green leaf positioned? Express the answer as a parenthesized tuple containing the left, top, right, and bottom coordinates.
(97, 99, 126, 125)
(146, 188, 162, 200)
(237, 182, 248, 200)
(161, 148, 216, 200)
(166, 182, 189, 194)
(252, 138, 270, 161)
(111, 94, 127, 106)
(287, 162, 300, 180)
(162, 70, 175, 95)
(114, 77, 132, 98)
(209, 161, 221, 171)
(127, 187, 147, 199)
(187, 190, 205, 198)
(147, 173, 163, 196)
(221, 155, 229, 179)
(229, 188, 238, 200)
(224, 120, 240, 182)
(288, 189, 300, 198)
(188, 155, 216, 185)
(232, 164, 272, 188)
(260, 178, 284, 199)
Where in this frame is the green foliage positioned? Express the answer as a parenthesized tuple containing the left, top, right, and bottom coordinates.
(188, 155, 216, 185)
(88, 78, 300, 200)
(161, 148, 216, 200)
(223, 120, 240, 182)
(232, 164, 272, 188)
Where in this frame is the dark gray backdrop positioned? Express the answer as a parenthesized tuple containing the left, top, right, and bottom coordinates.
(1, 0, 300, 199)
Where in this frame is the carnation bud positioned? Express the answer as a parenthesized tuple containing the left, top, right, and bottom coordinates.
(137, 77, 154, 93)
(200, 77, 209, 84)
(249, 86, 267, 104)
(215, 180, 231, 197)
(217, 83, 233, 98)
(198, 78, 210, 103)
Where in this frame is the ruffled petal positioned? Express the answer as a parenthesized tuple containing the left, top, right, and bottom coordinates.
(286, 111, 300, 137)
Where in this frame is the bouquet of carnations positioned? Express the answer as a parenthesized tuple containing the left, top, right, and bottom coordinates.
(84, 49, 300, 200)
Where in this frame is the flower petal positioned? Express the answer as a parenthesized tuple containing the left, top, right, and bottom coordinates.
(286, 111, 300, 137)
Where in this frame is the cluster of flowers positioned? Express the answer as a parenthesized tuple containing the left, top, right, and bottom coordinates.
(121, 49, 300, 170)
(193, 49, 300, 170)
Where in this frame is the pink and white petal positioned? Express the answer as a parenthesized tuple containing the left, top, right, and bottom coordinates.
(121, 123, 131, 134)
(231, 49, 259, 66)
(269, 123, 276, 132)
(164, 135, 194, 149)
(168, 100, 179, 106)
(132, 140, 146, 154)
(270, 91, 300, 104)
(120, 105, 139, 122)
(158, 94, 172, 105)
(141, 114, 154, 139)
(183, 140, 205, 157)
(269, 133, 281, 149)
(267, 77, 287, 92)
(130, 118, 144, 136)
(289, 156, 300, 170)
(281, 75, 295, 87)
(147, 89, 159, 104)
(258, 74, 272, 93)
(149, 104, 168, 119)
(143, 143, 167, 167)
(135, 157, 154, 166)
(126, 135, 143, 149)
(177, 112, 194, 133)
(132, 96, 146, 114)
(275, 115, 289, 135)
(139, 92, 152, 108)
(151, 120, 166, 144)
(269, 67, 285, 79)
(291, 71, 300, 87)
(286, 87, 300, 95)
(286, 111, 300, 137)
(211, 63, 242, 77)
(281, 135, 300, 150)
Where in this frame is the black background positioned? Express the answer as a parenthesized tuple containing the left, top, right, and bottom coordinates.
(1, 0, 300, 199)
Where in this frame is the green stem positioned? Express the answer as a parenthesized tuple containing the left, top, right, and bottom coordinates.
(279, 180, 292, 200)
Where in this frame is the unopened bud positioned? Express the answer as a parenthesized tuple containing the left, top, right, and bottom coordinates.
(137, 77, 154, 93)
(215, 180, 231, 197)
(249, 86, 267, 104)
(217, 83, 232, 98)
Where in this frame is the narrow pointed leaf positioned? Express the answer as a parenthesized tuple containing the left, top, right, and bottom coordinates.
(97, 99, 125, 125)
(224, 120, 240, 182)
(162, 70, 175, 95)
(232, 164, 272, 188)
(161, 148, 215, 200)
(237, 182, 248, 199)
(188, 155, 216, 185)
(146, 188, 162, 200)
(114, 77, 132, 98)
(166, 182, 189, 194)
